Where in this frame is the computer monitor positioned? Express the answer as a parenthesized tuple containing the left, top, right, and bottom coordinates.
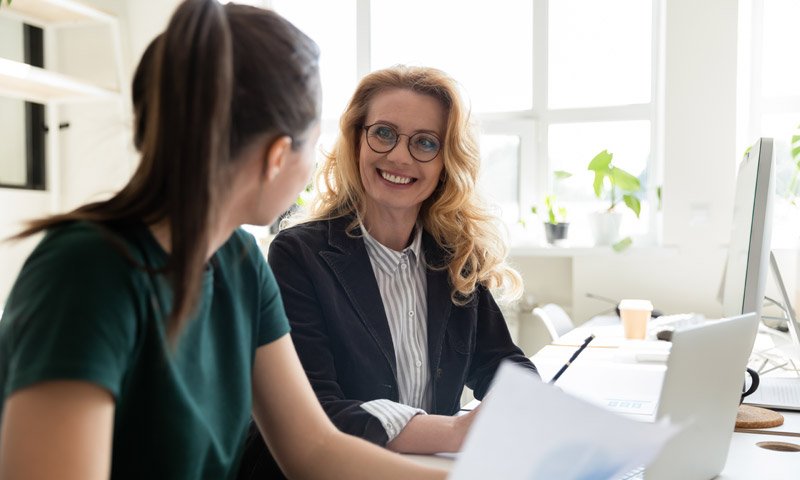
(721, 138, 774, 321)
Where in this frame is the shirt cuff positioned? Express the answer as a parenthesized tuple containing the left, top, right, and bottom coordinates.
(360, 399, 427, 443)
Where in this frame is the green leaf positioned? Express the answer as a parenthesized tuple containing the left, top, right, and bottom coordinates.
(557, 206, 567, 220)
(623, 194, 641, 217)
(612, 237, 633, 252)
(553, 170, 572, 181)
(592, 171, 605, 198)
(656, 185, 662, 211)
(610, 167, 641, 192)
(531, 206, 538, 215)
(792, 145, 800, 161)
(544, 194, 557, 224)
(587, 150, 613, 172)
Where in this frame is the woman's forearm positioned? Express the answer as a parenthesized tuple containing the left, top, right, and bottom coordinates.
(386, 408, 478, 454)
(252, 336, 446, 479)
(303, 428, 447, 480)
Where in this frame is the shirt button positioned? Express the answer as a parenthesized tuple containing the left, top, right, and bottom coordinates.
(408, 311, 414, 317)
(401, 263, 407, 270)
(415, 360, 422, 368)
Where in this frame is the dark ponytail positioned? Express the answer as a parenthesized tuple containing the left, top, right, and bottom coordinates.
(13, 0, 321, 340)
(143, 0, 232, 337)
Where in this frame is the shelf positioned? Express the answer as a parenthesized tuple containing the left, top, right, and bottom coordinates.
(509, 244, 680, 257)
(0, 57, 117, 103)
(0, 0, 114, 27)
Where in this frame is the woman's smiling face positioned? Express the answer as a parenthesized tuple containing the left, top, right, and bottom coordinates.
(358, 88, 446, 222)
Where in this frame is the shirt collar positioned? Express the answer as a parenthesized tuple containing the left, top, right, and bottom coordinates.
(361, 222, 423, 275)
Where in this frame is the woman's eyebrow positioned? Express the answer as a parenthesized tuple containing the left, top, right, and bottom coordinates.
(369, 120, 441, 137)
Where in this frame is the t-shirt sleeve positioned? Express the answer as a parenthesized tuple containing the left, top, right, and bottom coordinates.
(254, 240, 291, 347)
(2, 225, 141, 399)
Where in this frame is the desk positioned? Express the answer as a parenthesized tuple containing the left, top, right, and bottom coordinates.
(404, 429, 800, 479)
(433, 320, 800, 478)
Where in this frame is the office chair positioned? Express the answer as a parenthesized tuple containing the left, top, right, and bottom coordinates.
(532, 303, 575, 342)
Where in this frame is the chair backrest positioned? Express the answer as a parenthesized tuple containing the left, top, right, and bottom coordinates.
(532, 303, 575, 341)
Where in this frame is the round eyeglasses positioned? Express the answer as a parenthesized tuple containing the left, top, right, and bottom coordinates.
(362, 123, 442, 163)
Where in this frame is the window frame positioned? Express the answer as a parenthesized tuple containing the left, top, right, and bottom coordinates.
(271, 0, 663, 246)
(0, 23, 46, 191)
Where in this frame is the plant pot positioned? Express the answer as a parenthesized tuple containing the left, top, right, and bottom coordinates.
(543, 222, 569, 245)
(588, 211, 622, 246)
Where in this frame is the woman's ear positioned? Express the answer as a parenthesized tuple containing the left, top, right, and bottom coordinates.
(263, 135, 293, 182)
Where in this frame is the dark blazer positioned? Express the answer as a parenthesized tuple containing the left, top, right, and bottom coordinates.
(268, 215, 537, 445)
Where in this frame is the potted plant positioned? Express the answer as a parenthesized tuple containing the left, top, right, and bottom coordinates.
(587, 149, 642, 247)
(531, 171, 571, 245)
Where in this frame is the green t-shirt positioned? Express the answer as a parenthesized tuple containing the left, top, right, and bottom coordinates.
(0, 221, 290, 479)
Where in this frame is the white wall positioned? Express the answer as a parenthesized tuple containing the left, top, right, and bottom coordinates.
(0, 18, 25, 185)
(0, 190, 48, 300)
(0, 0, 179, 304)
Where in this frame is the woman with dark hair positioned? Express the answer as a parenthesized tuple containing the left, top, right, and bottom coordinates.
(240, 65, 536, 471)
(0, 2, 444, 479)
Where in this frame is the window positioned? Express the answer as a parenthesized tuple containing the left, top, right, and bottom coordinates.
(269, 0, 660, 246)
(543, 0, 658, 246)
(371, 0, 533, 113)
(741, 0, 800, 248)
(0, 18, 46, 190)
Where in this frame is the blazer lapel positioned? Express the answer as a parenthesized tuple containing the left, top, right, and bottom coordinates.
(319, 216, 398, 379)
(423, 233, 453, 410)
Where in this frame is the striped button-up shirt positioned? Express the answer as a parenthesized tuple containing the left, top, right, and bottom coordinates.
(359, 224, 431, 441)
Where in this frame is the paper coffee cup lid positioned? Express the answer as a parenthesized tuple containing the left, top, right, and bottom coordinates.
(618, 299, 653, 311)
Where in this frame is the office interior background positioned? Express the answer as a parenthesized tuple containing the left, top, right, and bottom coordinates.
(0, 0, 798, 355)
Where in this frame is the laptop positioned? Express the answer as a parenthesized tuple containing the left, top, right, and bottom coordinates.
(622, 312, 760, 479)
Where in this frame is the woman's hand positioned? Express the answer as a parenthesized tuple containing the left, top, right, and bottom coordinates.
(452, 403, 482, 451)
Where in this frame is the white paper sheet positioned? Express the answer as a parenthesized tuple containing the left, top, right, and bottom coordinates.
(449, 361, 679, 480)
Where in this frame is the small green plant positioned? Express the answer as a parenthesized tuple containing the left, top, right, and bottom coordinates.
(532, 194, 567, 225)
(531, 170, 572, 224)
(587, 149, 642, 217)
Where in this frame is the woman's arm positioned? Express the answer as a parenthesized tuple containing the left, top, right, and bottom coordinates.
(268, 231, 397, 444)
(385, 405, 479, 454)
(251, 334, 446, 479)
(467, 288, 538, 399)
(0, 381, 115, 480)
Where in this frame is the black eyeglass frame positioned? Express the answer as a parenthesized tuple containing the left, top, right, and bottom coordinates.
(362, 123, 442, 163)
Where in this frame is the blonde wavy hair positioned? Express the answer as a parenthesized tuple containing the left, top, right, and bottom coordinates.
(302, 65, 522, 304)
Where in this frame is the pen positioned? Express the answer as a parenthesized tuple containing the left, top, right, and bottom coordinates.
(548, 334, 596, 384)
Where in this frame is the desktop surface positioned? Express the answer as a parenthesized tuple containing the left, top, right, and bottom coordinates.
(450, 316, 800, 478)
(403, 429, 800, 480)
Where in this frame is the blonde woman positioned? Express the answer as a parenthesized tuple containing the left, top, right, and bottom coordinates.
(241, 65, 537, 476)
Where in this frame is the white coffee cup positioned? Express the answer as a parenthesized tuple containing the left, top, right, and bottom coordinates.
(619, 299, 654, 340)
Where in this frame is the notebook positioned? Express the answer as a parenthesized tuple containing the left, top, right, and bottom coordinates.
(744, 376, 800, 411)
(624, 313, 760, 480)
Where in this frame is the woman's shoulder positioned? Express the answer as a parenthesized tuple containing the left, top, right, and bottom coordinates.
(35, 221, 138, 268)
(273, 218, 335, 246)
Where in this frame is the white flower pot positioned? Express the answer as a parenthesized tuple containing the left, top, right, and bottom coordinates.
(589, 211, 622, 246)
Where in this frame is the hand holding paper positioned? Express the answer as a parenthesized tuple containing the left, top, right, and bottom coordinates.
(450, 361, 679, 480)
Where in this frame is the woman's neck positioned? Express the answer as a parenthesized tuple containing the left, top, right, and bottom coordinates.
(148, 220, 235, 260)
(361, 209, 419, 252)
